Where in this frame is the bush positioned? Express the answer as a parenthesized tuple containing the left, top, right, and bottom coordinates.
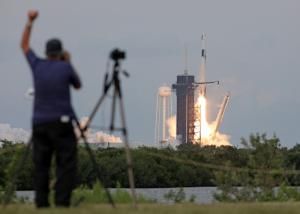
(71, 181, 153, 206)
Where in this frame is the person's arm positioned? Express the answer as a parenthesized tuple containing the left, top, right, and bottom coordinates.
(63, 51, 82, 89)
(21, 10, 38, 54)
(71, 70, 82, 90)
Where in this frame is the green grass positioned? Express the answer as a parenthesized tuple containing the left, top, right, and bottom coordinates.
(2, 203, 300, 214)
(70, 182, 153, 205)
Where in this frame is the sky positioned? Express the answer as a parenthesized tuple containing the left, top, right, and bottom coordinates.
(1, 0, 300, 147)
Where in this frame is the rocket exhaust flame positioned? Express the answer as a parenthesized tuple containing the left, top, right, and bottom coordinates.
(194, 95, 210, 140)
(194, 94, 231, 146)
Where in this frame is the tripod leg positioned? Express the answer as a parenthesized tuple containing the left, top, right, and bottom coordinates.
(2, 139, 32, 206)
(73, 118, 116, 208)
(117, 93, 138, 208)
(110, 88, 117, 131)
(85, 93, 106, 130)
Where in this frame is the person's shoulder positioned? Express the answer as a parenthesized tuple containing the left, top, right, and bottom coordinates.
(54, 61, 74, 72)
(26, 49, 39, 59)
(26, 49, 43, 69)
(59, 61, 72, 68)
(47, 60, 69, 66)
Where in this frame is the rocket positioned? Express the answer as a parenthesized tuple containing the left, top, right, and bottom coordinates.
(199, 33, 207, 97)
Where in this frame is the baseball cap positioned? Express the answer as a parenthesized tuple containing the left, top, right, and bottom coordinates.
(45, 38, 63, 56)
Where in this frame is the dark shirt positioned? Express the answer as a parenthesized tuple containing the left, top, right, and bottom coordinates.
(26, 49, 81, 125)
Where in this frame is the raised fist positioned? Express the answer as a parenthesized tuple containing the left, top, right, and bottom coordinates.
(28, 10, 39, 22)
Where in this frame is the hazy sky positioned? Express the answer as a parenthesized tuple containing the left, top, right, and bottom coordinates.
(1, 0, 300, 147)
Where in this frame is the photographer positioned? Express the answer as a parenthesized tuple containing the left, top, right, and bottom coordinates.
(21, 10, 81, 208)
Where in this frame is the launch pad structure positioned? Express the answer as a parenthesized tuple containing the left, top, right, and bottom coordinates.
(155, 33, 230, 146)
(172, 33, 227, 145)
(172, 74, 219, 144)
(172, 74, 195, 144)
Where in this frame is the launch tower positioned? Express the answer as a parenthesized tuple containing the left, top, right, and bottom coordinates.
(172, 75, 195, 144)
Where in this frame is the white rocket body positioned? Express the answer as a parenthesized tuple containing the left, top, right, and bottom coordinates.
(199, 33, 207, 97)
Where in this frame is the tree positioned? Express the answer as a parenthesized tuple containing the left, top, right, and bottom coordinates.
(215, 133, 287, 202)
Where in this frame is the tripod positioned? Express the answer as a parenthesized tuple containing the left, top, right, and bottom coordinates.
(82, 49, 137, 208)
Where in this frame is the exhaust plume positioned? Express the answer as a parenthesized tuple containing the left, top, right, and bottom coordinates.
(76, 117, 122, 144)
(0, 123, 30, 143)
(194, 95, 231, 146)
(167, 115, 176, 140)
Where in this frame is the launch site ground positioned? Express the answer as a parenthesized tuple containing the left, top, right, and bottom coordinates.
(2, 203, 300, 214)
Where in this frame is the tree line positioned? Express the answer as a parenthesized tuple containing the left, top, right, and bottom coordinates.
(1, 133, 300, 191)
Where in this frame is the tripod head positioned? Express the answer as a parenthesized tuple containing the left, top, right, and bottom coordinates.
(104, 48, 129, 93)
(110, 48, 126, 62)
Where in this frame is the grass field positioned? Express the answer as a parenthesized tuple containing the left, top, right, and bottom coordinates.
(2, 203, 300, 214)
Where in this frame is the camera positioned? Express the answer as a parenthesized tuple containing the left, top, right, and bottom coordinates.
(110, 49, 126, 61)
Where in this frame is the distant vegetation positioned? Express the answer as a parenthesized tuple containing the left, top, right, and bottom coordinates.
(2, 133, 300, 202)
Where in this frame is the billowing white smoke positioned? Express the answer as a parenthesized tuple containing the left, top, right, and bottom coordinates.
(210, 132, 231, 147)
(167, 115, 176, 140)
(0, 120, 122, 146)
(199, 121, 231, 146)
(87, 131, 122, 144)
(166, 114, 231, 147)
(77, 117, 122, 144)
(193, 94, 231, 147)
(0, 123, 30, 143)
